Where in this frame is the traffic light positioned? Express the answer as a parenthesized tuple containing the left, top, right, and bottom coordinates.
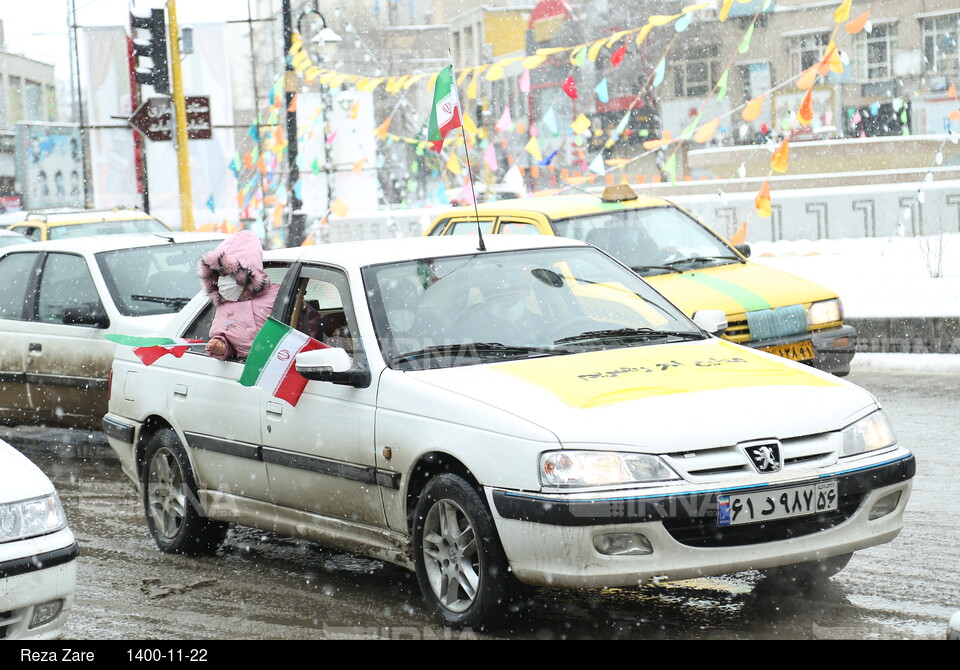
(130, 9, 170, 95)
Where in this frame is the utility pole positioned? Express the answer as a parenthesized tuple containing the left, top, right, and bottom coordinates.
(167, 0, 194, 231)
(282, 0, 306, 247)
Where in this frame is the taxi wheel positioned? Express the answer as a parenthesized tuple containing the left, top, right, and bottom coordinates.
(762, 552, 853, 586)
(413, 474, 514, 629)
(141, 429, 228, 556)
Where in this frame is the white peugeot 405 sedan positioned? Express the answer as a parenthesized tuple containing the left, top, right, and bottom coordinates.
(0, 439, 77, 639)
(103, 235, 915, 629)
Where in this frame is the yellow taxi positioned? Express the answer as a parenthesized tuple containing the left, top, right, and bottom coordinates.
(427, 186, 856, 375)
(7, 208, 171, 242)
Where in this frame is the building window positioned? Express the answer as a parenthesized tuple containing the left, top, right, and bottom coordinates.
(923, 14, 960, 74)
(25, 81, 43, 122)
(673, 45, 720, 98)
(855, 22, 898, 81)
(793, 32, 831, 73)
(8, 77, 22, 124)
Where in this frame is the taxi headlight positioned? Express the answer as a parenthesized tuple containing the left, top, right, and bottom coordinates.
(840, 411, 897, 457)
(0, 493, 68, 543)
(807, 298, 843, 326)
(540, 451, 680, 488)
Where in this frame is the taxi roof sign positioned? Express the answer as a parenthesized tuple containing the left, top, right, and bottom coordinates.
(601, 184, 640, 203)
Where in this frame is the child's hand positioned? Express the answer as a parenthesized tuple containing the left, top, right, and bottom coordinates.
(206, 339, 227, 357)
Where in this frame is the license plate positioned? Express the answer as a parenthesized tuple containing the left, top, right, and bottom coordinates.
(761, 340, 816, 361)
(717, 481, 838, 527)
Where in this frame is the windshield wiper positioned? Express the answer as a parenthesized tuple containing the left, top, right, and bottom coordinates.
(393, 342, 564, 365)
(554, 327, 706, 345)
(131, 294, 192, 308)
(663, 255, 744, 269)
(632, 265, 682, 275)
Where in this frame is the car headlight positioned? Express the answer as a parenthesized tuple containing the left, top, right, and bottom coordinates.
(540, 451, 680, 488)
(840, 411, 897, 457)
(807, 298, 843, 326)
(0, 493, 68, 543)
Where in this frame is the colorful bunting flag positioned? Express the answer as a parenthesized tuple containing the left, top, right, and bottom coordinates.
(595, 78, 610, 103)
(771, 138, 790, 173)
(743, 94, 766, 122)
(755, 180, 772, 218)
(562, 76, 579, 99)
(611, 44, 627, 68)
(495, 106, 513, 132)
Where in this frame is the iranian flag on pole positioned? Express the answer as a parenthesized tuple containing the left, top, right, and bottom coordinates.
(103, 334, 204, 366)
(427, 64, 462, 154)
(239, 318, 327, 407)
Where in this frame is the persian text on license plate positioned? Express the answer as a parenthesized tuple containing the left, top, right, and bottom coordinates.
(717, 481, 838, 527)
(761, 340, 816, 361)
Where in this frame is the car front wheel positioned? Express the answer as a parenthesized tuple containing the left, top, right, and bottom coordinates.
(413, 474, 515, 629)
(141, 429, 228, 555)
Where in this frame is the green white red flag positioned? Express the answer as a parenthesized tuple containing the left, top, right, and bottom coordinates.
(427, 64, 462, 154)
(103, 334, 204, 366)
(239, 317, 327, 406)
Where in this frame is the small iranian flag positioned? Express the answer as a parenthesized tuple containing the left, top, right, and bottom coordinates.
(427, 64, 462, 154)
(239, 318, 327, 407)
(103, 334, 204, 366)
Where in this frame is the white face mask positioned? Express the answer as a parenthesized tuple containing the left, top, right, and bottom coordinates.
(218, 274, 244, 302)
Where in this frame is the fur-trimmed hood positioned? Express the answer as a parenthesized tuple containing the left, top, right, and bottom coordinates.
(198, 230, 270, 304)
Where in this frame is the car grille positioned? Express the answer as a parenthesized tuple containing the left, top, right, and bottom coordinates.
(662, 433, 837, 483)
(662, 492, 863, 547)
(723, 315, 750, 343)
(0, 610, 13, 639)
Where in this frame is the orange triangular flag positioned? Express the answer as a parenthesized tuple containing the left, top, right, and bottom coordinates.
(642, 130, 674, 150)
(771, 138, 790, 173)
(797, 66, 818, 91)
(743, 94, 766, 122)
(755, 180, 772, 218)
(694, 117, 721, 144)
(348, 101, 360, 120)
(374, 116, 393, 140)
(950, 110, 960, 122)
(949, 84, 957, 99)
(798, 89, 815, 126)
(287, 94, 298, 113)
(845, 9, 871, 35)
(730, 221, 748, 246)
(818, 40, 844, 76)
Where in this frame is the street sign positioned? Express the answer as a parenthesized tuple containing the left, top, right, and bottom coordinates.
(128, 96, 212, 141)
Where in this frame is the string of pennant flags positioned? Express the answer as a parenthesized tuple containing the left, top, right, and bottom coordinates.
(218, 0, 960, 242)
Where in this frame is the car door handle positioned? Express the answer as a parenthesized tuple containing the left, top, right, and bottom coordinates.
(28, 342, 42, 353)
(266, 401, 283, 416)
(173, 384, 188, 397)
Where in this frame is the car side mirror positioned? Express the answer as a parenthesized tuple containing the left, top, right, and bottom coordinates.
(62, 304, 110, 329)
(296, 348, 371, 388)
(693, 309, 728, 337)
(734, 243, 751, 259)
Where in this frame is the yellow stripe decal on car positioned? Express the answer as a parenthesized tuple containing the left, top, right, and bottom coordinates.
(494, 342, 839, 409)
(680, 273, 772, 312)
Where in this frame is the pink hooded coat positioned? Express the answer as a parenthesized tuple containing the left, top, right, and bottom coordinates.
(197, 231, 280, 360)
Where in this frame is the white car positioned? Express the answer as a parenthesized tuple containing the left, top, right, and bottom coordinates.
(0, 439, 77, 639)
(104, 235, 915, 629)
(949, 610, 960, 640)
(0, 232, 226, 430)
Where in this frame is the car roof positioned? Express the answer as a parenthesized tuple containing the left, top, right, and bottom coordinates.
(271, 232, 590, 268)
(0, 231, 227, 254)
(435, 193, 675, 221)
(16, 208, 163, 226)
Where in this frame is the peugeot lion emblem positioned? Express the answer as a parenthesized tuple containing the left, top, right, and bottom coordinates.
(743, 442, 783, 474)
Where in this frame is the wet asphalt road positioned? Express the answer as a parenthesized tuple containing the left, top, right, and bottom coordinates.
(5, 369, 958, 640)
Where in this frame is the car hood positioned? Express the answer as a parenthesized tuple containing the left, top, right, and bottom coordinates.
(0, 441, 55, 504)
(646, 261, 838, 316)
(407, 339, 875, 453)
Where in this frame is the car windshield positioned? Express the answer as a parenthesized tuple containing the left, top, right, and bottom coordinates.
(96, 240, 221, 316)
(364, 246, 704, 370)
(551, 206, 740, 276)
(48, 218, 169, 240)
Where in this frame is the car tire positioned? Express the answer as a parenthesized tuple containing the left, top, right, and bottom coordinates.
(413, 473, 516, 630)
(141, 429, 228, 556)
(762, 552, 853, 586)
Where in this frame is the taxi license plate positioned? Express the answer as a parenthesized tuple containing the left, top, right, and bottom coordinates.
(717, 481, 838, 527)
(761, 340, 816, 361)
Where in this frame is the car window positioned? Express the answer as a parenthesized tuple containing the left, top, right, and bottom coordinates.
(11, 224, 43, 241)
(0, 252, 40, 320)
(289, 266, 360, 356)
(95, 240, 223, 317)
(37, 253, 105, 325)
(499, 222, 541, 235)
(48, 219, 169, 240)
(447, 219, 494, 235)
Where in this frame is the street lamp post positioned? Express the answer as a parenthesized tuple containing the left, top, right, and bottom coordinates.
(281, 0, 305, 246)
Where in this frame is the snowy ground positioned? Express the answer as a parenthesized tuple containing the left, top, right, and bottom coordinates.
(751, 232, 960, 372)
